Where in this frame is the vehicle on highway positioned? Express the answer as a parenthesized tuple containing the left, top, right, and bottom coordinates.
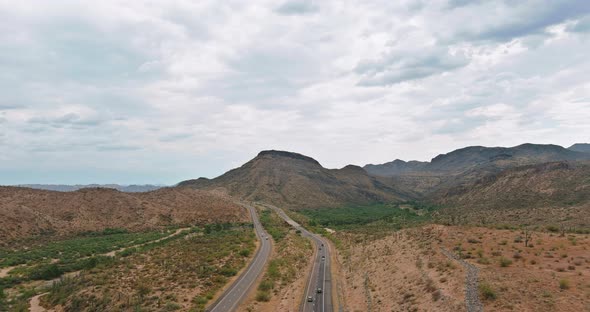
(317, 288, 322, 293)
(307, 296, 314, 302)
(321, 256, 325, 260)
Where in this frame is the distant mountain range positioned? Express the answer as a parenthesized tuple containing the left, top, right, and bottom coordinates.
(364, 143, 590, 177)
(179, 143, 590, 228)
(569, 143, 590, 153)
(17, 184, 164, 193)
(2, 142, 589, 243)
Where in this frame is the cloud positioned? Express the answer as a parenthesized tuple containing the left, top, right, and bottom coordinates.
(447, 1, 590, 42)
(1, 0, 589, 184)
(355, 48, 469, 86)
(275, 0, 318, 15)
(566, 16, 590, 33)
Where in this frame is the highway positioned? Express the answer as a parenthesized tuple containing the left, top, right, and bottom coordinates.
(268, 205, 333, 312)
(206, 204, 272, 312)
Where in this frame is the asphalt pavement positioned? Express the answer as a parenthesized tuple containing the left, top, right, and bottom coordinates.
(268, 205, 333, 312)
(206, 204, 272, 312)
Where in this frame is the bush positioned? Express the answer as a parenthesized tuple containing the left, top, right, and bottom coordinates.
(559, 279, 570, 290)
(499, 257, 512, 267)
(193, 296, 208, 305)
(479, 282, 497, 300)
(29, 264, 63, 280)
(546, 225, 559, 233)
(164, 302, 181, 311)
(255, 290, 271, 302)
(239, 249, 251, 257)
(258, 279, 274, 291)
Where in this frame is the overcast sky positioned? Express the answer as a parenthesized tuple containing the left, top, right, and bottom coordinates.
(1, 0, 589, 185)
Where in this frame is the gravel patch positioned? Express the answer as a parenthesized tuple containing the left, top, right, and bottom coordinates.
(440, 247, 483, 312)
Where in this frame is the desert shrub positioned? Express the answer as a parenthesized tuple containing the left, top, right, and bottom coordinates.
(559, 279, 570, 290)
(499, 257, 512, 267)
(239, 249, 251, 257)
(255, 290, 271, 302)
(432, 289, 442, 301)
(546, 225, 559, 233)
(29, 264, 63, 280)
(513, 252, 522, 259)
(477, 257, 491, 265)
(164, 302, 181, 311)
(479, 282, 497, 300)
(46, 276, 81, 306)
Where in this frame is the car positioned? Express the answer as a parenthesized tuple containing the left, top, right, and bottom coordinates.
(265, 237, 268, 240)
(307, 296, 314, 302)
(317, 288, 322, 293)
(321, 256, 325, 260)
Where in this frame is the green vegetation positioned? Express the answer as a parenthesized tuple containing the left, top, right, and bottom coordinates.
(559, 279, 570, 290)
(479, 282, 497, 300)
(33, 224, 256, 312)
(259, 210, 288, 241)
(256, 207, 311, 302)
(299, 202, 435, 231)
(499, 257, 513, 267)
(0, 229, 173, 268)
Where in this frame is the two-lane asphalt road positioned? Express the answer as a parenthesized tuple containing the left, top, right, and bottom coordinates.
(207, 204, 272, 312)
(268, 205, 333, 312)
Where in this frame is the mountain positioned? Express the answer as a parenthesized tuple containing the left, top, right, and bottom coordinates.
(0, 187, 248, 245)
(569, 143, 590, 153)
(18, 184, 164, 193)
(434, 161, 590, 227)
(364, 143, 590, 196)
(178, 150, 409, 209)
(364, 159, 428, 176)
(365, 144, 590, 177)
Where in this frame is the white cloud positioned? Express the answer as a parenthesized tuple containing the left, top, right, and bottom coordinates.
(1, 0, 589, 184)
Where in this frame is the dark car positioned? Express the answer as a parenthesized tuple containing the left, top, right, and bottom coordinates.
(317, 288, 322, 293)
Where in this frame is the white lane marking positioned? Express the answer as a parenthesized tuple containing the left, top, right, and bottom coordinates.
(210, 206, 269, 312)
(302, 238, 319, 312)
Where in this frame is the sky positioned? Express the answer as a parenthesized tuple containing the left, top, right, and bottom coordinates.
(1, 0, 589, 185)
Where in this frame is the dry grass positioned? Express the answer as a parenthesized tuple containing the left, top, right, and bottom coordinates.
(440, 226, 590, 312)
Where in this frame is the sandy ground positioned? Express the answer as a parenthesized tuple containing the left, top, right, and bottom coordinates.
(439, 226, 590, 312)
(336, 226, 467, 312)
(29, 293, 52, 312)
(0, 266, 16, 278)
(104, 227, 188, 257)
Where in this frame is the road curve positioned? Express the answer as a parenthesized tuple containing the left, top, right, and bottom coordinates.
(268, 205, 333, 312)
(206, 204, 272, 312)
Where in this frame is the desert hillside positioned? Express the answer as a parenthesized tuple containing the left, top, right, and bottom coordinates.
(0, 186, 248, 245)
(433, 161, 590, 228)
(179, 150, 410, 209)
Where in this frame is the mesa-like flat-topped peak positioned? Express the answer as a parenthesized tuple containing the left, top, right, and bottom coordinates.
(256, 150, 321, 166)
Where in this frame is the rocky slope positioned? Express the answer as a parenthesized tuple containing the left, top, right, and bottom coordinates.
(364, 143, 590, 196)
(178, 150, 409, 209)
(434, 161, 590, 227)
(0, 187, 248, 245)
